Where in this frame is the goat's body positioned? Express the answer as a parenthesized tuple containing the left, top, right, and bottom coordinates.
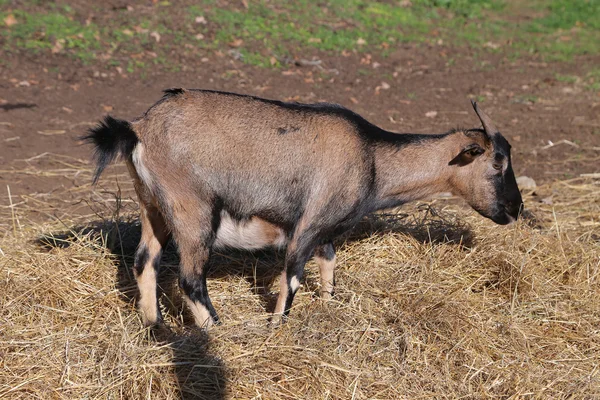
(132, 89, 453, 231)
(132, 90, 424, 229)
(86, 88, 522, 328)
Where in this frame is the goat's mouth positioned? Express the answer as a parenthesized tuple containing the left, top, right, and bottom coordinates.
(490, 203, 522, 225)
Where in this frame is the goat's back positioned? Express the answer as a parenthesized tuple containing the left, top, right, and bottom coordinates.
(131, 90, 374, 227)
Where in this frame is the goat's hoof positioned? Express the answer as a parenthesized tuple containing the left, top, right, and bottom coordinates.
(193, 315, 220, 330)
(268, 313, 287, 328)
(141, 314, 163, 329)
(319, 290, 335, 301)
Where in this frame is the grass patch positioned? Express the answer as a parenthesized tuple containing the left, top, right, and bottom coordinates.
(1, 9, 100, 62)
(555, 73, 579, 83)
(1, 0, 599, 71)
(200, 0, 431, 66)
(585, 67, 600, 91)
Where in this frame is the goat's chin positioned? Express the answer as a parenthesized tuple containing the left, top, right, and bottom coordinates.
(489, 207, 520, 225)
(475, 207, 517, 225)
(490, 213, 516, 225)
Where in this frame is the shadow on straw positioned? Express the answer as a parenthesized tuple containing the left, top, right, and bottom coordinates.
(35, 219, 228, 399)
(34, 206, 473, 399)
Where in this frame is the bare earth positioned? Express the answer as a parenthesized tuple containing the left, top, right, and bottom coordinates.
(1, 45, 599, 207)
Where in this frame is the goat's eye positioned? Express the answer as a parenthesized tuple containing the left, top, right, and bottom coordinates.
(492, 162, 503, 171)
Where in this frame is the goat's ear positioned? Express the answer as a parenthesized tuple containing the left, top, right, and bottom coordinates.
(449, 143, 485, 166)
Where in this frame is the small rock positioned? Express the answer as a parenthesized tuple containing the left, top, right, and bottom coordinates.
(51, 39, 65, 54)
(18, 80, 30, 87)
(134, 26, 149, 34)
(561, 87, 580, 94)
(195, 16, 207, 24)
(356, 38, 366, 46)
(484, 41, 500, 49)
(425, 111, 437, 118)
(229, 38, 243, 47)
(516, 176, 536, 190)
(228, 49, 243, 60)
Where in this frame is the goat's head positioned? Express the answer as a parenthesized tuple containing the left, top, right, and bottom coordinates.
(448, 102, 523, 225)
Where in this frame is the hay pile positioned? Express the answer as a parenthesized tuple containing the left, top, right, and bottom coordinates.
(1, 169, 599, 398)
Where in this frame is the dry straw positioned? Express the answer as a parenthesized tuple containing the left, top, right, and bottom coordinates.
(1, 158, 599, 399)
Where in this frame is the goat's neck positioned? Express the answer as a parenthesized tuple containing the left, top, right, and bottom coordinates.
(372, 134, 454, 210)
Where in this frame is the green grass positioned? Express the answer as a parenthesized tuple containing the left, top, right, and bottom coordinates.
(529, 0, 600, 31)
(585, 67, 600, 91)
(553, 68, 600, 92)
(201, 0, 431, 61)
(555, 73, 578, 83)
(1, 10, 100, 62)
(1, 0, 599, 70)
(414, 0, 505, 17)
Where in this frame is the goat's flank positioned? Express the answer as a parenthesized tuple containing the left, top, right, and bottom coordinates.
(85, 88, 522, 327)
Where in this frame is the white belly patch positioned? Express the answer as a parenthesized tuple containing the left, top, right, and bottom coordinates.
(214, 211, 287, 251)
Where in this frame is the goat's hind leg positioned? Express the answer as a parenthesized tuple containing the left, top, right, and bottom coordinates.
(134, 202, 170, 327)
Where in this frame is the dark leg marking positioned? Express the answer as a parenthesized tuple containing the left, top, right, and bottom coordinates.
(179, 273, 220, 325)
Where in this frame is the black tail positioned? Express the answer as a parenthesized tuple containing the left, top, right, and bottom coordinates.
(82, 116, 138, 184)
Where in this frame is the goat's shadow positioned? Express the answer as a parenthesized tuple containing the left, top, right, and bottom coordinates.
(36, 206, 473, 399)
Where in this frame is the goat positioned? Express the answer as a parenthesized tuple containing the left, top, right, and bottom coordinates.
(85, 89, 522, 328)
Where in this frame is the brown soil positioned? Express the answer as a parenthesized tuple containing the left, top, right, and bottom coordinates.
(1, 26, 599, 219)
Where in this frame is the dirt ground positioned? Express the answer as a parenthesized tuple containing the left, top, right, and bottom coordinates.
(1, 37, 600, 215)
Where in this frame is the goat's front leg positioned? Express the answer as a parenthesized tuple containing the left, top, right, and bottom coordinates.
(272, 229, 320, 324)
(172, 202, 220, 328)
(314, 242, 336, 300)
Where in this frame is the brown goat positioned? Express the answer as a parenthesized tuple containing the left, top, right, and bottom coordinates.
(85, 89, 522, 328)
